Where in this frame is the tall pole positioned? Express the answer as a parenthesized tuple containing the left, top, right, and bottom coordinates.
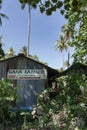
(27, 4, 31, 56)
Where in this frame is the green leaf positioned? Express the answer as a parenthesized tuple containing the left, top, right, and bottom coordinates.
(40, 6, 45, 13)
(45, 1, 50, 8)
(60, 9, 65, 15)
(0, 0, 2, 4)
(21, 3, 25, 9)
(46, 9, 52, 16)
(57, 1, 63, 8)
(52, 0, 57, 3)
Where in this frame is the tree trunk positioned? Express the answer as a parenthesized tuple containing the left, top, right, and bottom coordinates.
(68, 47, 70, 66)
(27, 4, 31, 56)
(63, 53, 64, 69)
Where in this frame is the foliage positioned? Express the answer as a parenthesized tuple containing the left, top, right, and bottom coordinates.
(0, 79, 38, 129)
(19, 0, 39, 9)
(0, 72, 87, 129)
(72, 16, 87, 63)
(0, 0, 87, 129)
(0, 0, 2, 4)
(30, 54, 48, 65)
(0, 36, 5, 59)
(39, 0, 87, 21)
(37, 72, 87, 129)
(20, 46, 27, 56)
(6, 47, 15, 58)
(17, 0, 87, 64)
(0, 79, 39, 129)
(39, 0, 87, 64)
(55, 35, 68, 53)
(1, 0, 87, 63)
(0, 79, 16, 125)
(55, 34, 68, 68)
(0, 4, 8, 26)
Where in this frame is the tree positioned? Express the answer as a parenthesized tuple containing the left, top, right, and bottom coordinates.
(60, 24, 74, 66)
(19, 0, 39, 56)
(0, 0, 2, 4)
(55, 35, 68, 69)
(39, 0, 87, 64)
(39, 0, 87, 20)
(29, 54, 39, 61)
(63, 60, 70, 69)
(18, 0, 87, 63)
(72, 16, 87, 63)
(20, 45, 27, 56)
(0, 4, 8, 26)
(29, 54, 48, 65)
(0, 35, 5, 59)
(7, 47, 15, 58)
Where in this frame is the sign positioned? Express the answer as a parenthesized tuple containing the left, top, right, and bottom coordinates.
(7, 69, 47, 80)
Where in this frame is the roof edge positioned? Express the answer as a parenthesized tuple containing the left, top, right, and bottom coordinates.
(0, 53, 58, 73)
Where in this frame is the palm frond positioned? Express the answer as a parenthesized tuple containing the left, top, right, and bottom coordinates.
(0, 4, 1, 9)
(21, 3, 25, 9)
(0, 13, 9, 19)
(0, 0, 2, 4)
(0, 5, 9, 26)
(0, 16, 2, 26)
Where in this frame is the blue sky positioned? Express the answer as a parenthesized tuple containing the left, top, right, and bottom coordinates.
(0, 0, 73, 69)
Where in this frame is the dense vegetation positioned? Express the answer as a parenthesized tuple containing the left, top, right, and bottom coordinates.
(0, 72, 87, 130)
(37, 73, 87, 129)
(0, 0, 87, 130)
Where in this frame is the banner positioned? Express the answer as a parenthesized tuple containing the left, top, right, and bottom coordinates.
(7, 69, 47, 80)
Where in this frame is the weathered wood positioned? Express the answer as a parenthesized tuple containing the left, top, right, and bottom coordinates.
(0, 55, 58, 108)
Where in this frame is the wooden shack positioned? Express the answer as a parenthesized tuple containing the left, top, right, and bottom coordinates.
(0, 54, 58, 110)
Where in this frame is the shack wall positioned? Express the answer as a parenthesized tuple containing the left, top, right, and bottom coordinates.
(0, 56, 47, 108)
